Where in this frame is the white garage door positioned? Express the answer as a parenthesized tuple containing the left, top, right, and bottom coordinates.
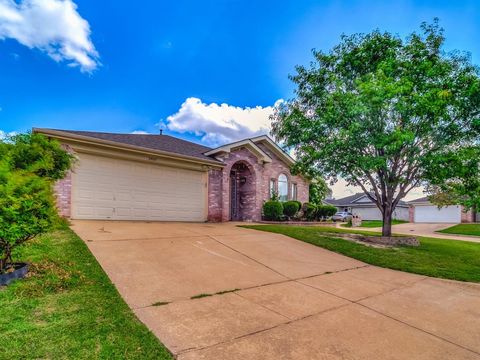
(352, 207, 410, 221)
(353, 207, 382, 220)
(72, 153, 207, 221)
(414, 205, 461, 223)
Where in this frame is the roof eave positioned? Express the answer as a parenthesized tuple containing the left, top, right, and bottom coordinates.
(204, 139, 273, 164)
(250, 135, 295, 166)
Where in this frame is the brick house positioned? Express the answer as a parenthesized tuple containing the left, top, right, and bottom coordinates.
(35, 128, 309, 222)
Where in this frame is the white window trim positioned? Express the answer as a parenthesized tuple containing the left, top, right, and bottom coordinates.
(278, 173, 289, 202)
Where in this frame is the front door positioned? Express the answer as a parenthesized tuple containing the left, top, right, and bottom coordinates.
(230, 171, 239, 220)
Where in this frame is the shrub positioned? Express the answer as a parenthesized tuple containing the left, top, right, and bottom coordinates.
(283, 201, 300, 218)
(293, 200, 302, 210)
(0, 133, 73, 274)
(303, 202, 317, 221)
(324, 205, 337, 218)
(263, 201, 283, 221)
(316, 205, 337, 220)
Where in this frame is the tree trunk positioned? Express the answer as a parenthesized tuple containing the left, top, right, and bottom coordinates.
(0, 243, 11, 274)
(382, 206, 393, 237)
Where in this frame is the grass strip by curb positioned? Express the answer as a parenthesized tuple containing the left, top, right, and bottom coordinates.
(0, 228, 173, 359)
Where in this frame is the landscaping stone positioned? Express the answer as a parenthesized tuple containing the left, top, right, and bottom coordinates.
(258, 220, 337, 226)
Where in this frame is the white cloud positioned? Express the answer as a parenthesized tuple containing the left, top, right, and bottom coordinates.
(0, 0, 99, 72)
(0, 130, 17, 139)
(165, 97, 281, 147)
(130, 130, 150, 135)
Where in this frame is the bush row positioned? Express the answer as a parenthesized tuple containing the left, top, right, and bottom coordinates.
(262, 200, 336, 221)
(303, 203, 337, 221)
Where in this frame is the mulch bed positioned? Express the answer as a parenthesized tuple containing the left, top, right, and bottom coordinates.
(258, 221, 337, 226)
(319, 232, 420, 247)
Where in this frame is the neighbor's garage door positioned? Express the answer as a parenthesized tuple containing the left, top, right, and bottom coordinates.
(414, 205, 461, 223)
(71, 153, 207, 221)
(353, 207, 382, 221)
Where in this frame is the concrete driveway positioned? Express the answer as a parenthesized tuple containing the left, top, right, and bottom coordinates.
(369, 222, 480, 243)
(71, 220, 480, 359)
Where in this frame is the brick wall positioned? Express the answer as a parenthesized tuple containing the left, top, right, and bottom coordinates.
(54, 170, 72, 218)
(208, 144, 310, 222)
(461, 207, 475, 223)
(256, 143, 309, 205)
(207, 169, 223, 222)
(53, 144, 74, 218)
(219, 147, 264, 222)
(408, 206, 414, 223)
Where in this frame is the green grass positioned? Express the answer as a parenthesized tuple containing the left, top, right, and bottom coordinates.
(438, 224, 480, 237)
(242, 225, 480, 283)
(341, 219, 408, 228)
(190, 293, 212, 299)
(190, 288, 240, 299)
(152, 301, 170, 306)
(215, 288, 240, 295)
(0, 228, 173, 359)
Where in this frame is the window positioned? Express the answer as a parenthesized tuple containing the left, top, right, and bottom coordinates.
(278, 174, 288, 202)
(291, 183, 298, 201)
(269, 179, 276, 198)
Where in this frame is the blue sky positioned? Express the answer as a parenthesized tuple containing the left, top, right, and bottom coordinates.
(0, 0, 479, 197)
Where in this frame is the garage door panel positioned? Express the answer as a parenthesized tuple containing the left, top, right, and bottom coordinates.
(115, 208, 133, 217)
(77, 206, 115, 218)
(72, 153, 207, 221)
(414, 205, 461, 223)
(353, 207, 382, 221)
(116, 191, 133, 201)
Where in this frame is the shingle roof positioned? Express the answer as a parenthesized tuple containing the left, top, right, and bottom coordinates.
(408, 196, 430, 203)
(325, 192, 408, 206)
(325, 193, 366, 206)
(48, 130, 220, 163)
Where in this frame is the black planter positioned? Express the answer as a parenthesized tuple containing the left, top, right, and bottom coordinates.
(0, 263, 29, 286)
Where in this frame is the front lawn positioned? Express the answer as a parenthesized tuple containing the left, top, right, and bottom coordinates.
(438, 224, 480, 237)
(0, 227, 172, 359)
(243, 225, 480, 283)
(342, 219, 408, 228)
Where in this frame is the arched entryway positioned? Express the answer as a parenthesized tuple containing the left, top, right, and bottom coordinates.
(229, 161, 256, 221)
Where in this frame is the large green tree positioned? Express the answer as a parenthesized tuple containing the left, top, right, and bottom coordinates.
(272, 20, 480, 236)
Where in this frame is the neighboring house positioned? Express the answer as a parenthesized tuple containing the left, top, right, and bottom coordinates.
(408, 196, 476, 223)
(35, 128, 308, 222)
(325, 192, 410, 221)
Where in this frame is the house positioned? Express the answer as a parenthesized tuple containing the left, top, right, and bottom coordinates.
(325, 192, 410, 221)
(408, 196, 476, 223)
(34, 128, 309, 222)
